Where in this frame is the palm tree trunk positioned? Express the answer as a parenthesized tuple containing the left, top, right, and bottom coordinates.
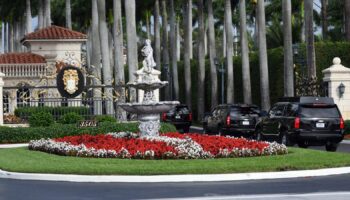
(44, 0, 51, 27)
(321, 0, 328, 40)
(304, 0, 316, 78)
(154, 0, 161, 71)
(146, 11, 151, 39)
(161, 0, 170, 100)
(239, 0, 252, 104)
(188, 0, 193, 59)
(207, 0, 218, 109)
(9, 22, 13, 52)
(197, 0, 205, 121)
(26, 0, 32, 33)
(345, 0, 350, 40)
(113, 0, 126, 121)
(90, 0, 102, 115)
(4, 22, 7, 53)
(0, 23, 3, 53)
(257, 0, 270, 110)
(124, 0, 138, 102)
(223, 20, 226, 57)
(169, 0, 179, 100)
(38, 0, 44, 29)
(184, 0, 192, 109)
(176, 20, 180, 61)
(97, 0, 114, 115)
(66, 0, 72, 29)
(283, 0, 294, 97)
(225, 0, 234, 103)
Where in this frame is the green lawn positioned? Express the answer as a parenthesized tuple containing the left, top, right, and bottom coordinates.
(0, 147, 350, 175)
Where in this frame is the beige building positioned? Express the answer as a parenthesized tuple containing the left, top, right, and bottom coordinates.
(0, 25, 87, 114)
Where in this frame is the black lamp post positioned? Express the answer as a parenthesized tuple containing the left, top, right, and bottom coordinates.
(163, 63, 172, 100)
(214, 58, 225, 104)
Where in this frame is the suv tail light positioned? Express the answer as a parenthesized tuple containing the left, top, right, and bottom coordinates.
(226, 116, 231, 126)
(162, 113, 167, 121)
(188, 112, 193, 121)
(340, 117, 345, 129)
(294, 117, 300, 129)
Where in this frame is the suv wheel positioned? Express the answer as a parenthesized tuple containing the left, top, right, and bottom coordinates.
(183, 126, 190, 133)
(279, 130, 292, 146)
(255, 128, 263, 141)
(325, 143, 338, 152)
(298, 142, 308, 148)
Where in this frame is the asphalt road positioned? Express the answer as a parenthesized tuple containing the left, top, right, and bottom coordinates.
(1, 173, 350, 200)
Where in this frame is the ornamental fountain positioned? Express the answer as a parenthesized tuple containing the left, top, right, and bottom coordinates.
(119, 39, 179, 137)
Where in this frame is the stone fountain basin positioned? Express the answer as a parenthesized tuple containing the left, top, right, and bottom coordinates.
(127, 81, 168, 91)
(119, 101, 180, 114)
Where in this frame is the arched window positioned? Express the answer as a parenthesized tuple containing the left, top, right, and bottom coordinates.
(17, 86, 30, 107)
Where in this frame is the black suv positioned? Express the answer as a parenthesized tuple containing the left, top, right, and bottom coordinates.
(162, 104, 192, 132)
(255, 97, 345, 151)
(202, 104, 261, 137)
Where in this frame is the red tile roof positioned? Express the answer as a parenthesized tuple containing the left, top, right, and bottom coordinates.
(0, 53, 46, 64)
(22, 25, 87, 41)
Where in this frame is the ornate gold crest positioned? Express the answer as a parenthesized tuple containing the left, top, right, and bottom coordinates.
(62, 69, 79, 94)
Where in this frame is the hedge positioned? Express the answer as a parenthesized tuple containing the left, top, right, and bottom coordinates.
(15, 106, 90, 120)
(0, 122, 177, 144)
(176, 42, 350, 117)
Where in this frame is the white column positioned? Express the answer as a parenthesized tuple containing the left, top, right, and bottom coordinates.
(0, 72, 4, 125)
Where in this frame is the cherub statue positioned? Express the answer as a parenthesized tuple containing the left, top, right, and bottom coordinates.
(141, 39, 156, 73)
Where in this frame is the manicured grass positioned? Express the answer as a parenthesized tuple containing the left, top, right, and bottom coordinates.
(0, 147, 350, 175)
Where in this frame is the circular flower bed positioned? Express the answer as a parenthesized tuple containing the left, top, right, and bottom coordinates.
(29, 132, 288, 159)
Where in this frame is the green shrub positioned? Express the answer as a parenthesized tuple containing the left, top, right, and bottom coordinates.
(15, 106, 89, 120)
(59, 112, 84, 124)
(0, 122, 177, 144)
(28, 112, 54, 127)
(345, 120, 350, 135)
(94, 115, 117, 123)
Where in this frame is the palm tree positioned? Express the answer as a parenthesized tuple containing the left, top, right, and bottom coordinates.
(207, 0, 218, 108)
(25, 0, 32, 34)
(321, 0, 328, 40)
(197, 0, 205, 121)
(283, 0, 294, 97)
(225, 0, 234, 103)
(113, 0, 126, 120)
(169, 0, 179, 100)
(239, 0, 252, 104)
(161, 0, 170, 100)
(66, 0, 72, 29)
(345, 0, 350, 40)
(97, 0, 114, 115)
(183, 0, 192, 109)
(44, 0, 51, 27)
(304, 0, 316, 78)
(90, 0, 102, 115)
(188, 0, 193, 59)
(154, 0, 161, 71)
(257, 0, 270, 110)
(124, 0, 138, 102)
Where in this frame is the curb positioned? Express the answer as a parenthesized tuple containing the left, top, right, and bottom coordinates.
(1, 167, 350, 183)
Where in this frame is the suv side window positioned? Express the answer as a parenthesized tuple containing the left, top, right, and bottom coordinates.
(285, 103, 298, 117)
(269, 104, 285, 117)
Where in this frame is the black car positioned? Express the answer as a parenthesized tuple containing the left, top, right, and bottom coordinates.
(162, 104, 192, 132)
(255, 97, 345, 151)
(202, 104, 261, 137)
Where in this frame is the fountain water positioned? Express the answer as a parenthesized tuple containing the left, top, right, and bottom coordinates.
(119, 39, 179, 137)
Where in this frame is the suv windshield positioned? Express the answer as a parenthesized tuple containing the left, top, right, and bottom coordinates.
(299, 105, 340, 118)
